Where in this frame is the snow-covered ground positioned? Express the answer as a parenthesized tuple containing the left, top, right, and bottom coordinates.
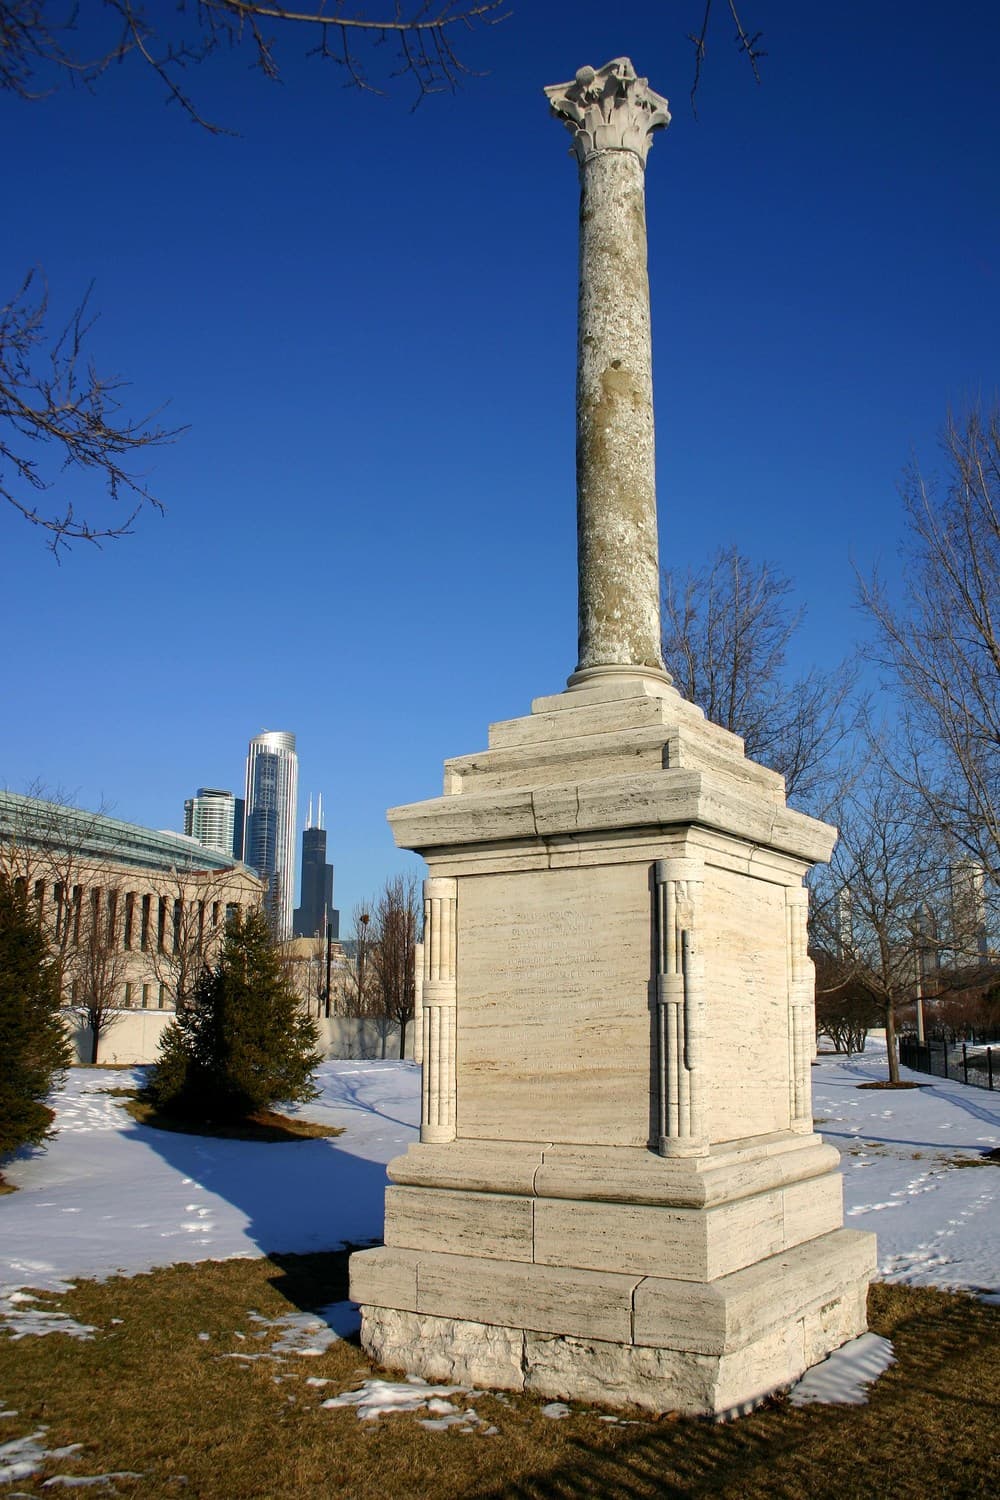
(0, 1061, 419, 1303)
(812, 1041, 999, 1299)
(1, 1042, 998, 1316)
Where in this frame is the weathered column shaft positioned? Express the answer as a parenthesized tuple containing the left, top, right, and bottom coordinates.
(545, 58, 671, 684)
(576, 150, 661, 675)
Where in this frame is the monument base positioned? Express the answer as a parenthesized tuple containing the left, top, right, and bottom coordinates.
(353, 1229, 875, 1416)
(351, 676, 876, 1416)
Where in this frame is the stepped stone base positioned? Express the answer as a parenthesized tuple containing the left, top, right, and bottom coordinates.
(353, 1229, 876, 1416)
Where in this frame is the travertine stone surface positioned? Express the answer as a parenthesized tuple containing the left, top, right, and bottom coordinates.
(545, 60, 671, 685)
(457, 863, 653, 1146)
(388, 1132, 842, 1209)
(354, 1230, 876, 1416)
(350, 59, 875, 1418)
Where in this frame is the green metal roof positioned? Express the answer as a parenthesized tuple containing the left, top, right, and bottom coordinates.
(0, 791, 255, 877)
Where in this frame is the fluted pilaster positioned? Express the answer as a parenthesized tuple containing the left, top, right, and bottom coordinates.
(421, 878, 457, 1143)
(653, 857, 707, 1156)
(786, 886, 815, 1131)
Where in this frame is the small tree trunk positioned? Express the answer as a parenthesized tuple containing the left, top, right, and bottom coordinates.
(884, 999, 900, 1083)
(89, 1023, 99, 1066)
(399, 1014, 407, 1061)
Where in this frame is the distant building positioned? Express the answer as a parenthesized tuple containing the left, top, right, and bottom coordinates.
(950, 860, 989, 965)
(293, 794, 339, 940)
(183, 787, 242, 859)
(244, 730, 299, 939)
(833, 887, 854, 957)
(0, 789, 263, 1061)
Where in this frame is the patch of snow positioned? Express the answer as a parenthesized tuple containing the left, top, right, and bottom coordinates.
(788, 1332, 895, 1406)
(322, 1377, 476, 1423)
(0, 1433, 83, 1485)
(251, 1301, 360, 1356)
(540, 1402, 571, 1420)
(42, 1475, 143, 1489)
(0, 1292, 95, 1342)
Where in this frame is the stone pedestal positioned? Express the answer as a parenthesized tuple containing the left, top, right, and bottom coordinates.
(350, 678, 876, 1415)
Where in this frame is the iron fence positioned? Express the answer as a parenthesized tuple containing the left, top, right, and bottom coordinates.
(899, 1035, 996, 1091)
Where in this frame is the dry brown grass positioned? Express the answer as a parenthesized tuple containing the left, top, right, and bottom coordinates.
(106, 1090, 343, 1142)
(0, 1261, 996, 1499)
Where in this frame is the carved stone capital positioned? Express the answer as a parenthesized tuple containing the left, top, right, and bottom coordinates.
(544, 57, 670, 166)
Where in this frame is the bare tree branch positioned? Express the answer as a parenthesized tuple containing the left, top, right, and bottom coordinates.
(0, 2, 508, 121)
(661, 546, 861, 814)
(0, 271, 182, 555)
(688, 0, 764, 115)
(859, 403, 1000, 883)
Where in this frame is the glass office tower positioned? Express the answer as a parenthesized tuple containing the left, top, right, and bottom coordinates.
(244, 731, 299, 938)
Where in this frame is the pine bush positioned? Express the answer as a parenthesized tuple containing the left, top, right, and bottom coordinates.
(151, 907, 320, 1121)
(0, 873, 72, 1158)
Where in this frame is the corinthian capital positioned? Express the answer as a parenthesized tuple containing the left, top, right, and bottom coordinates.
(544, 57, 670, 167)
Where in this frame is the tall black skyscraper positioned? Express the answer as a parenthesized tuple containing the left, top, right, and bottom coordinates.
(293, 795, 339, 939)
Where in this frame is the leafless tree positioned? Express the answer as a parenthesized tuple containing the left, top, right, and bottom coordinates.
(343, 902, 374, 1018)
(1, 270, 182, 556)
(812, 949, 881, 1055)
(0, 786, 116, 982)
(1, 2, 505, 121)
(2, 2, 502, 552)
(65, 882, 130, 1064)
(0, 789, 135, 1062)
(859, 404, 1000, 901)
(144, 864, 256, 1011)
(369, 872, 421, 1058)
(810, 768, 950, 1083)
(661, 546, 860, 815)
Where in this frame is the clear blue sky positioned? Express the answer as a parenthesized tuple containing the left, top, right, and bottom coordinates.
(3, 2, 998, 927)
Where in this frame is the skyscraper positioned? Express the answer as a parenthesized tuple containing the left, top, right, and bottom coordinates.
(183, 787, 241, 859)
(244, 731, 299, 938)
(293, 794, 339, 940)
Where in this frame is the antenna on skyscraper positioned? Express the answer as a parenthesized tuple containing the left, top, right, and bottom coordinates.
(306, 794, 313, 830)
(318, 792, 324, 831)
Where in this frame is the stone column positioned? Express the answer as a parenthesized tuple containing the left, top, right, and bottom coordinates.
(653, 857, 707, 1156)
(545, 58, 671, 687)
(786, 886, 815, 1131)
(421, 878, 457, 1143)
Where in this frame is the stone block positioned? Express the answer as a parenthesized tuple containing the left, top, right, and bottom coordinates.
(413, 1250, 640, 1343)
(361, 1307, 526, 1390)
(522, 1331, 719, 1414)
(384, 1185, 533, 1263)
(387, 1139, 547, 1195)
(782, 1171, 844, 1248)
(349, 1246, 417, 1313)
